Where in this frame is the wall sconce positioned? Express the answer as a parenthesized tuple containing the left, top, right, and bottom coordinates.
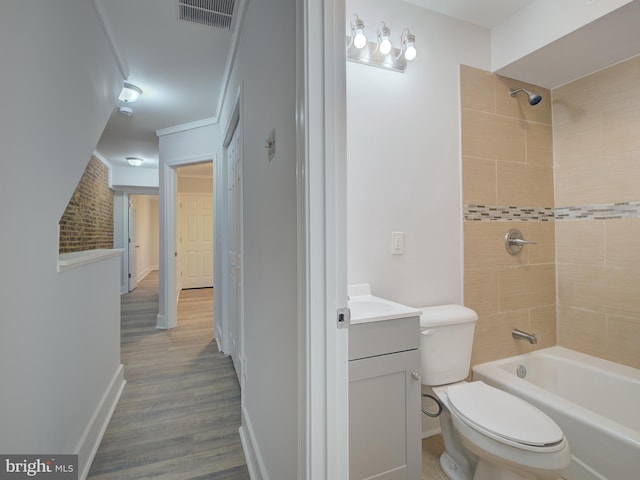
(118, 82, 142, 103)
(346, 14, 417, 73)
(126, 157, 144, 167)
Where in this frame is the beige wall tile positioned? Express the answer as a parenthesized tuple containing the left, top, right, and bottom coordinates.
(602, 104, 640, 156)
(557, 263, 608, 312)
(530, 306, 557, 349)
(460, 64, 495, 114)
(462, 109, 526, 163)
(462, 156, 497, 205)
(526, 123, 553, 167)
(471, 310, 530, 365)
(556, 220, 605, 266)
(464, 266, 499, 315)
(606, 314, 640, 369)
(527, 222, 555, 265)
(557, 305, 606, 357)
(557, 263, 640, 318)
(497, 162, 554, 207)
(552, 113, 602, 167)
(494, 75, 552, 126)
(606, 218, 640, 268)
(600, 265, 640, 318)
(499, 264, 555, 311)
(555, 152, 640, 206)
(465, 221, 529, 268)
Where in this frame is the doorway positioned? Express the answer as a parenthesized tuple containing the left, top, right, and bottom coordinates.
(176, 162, 214, 291)
(128, 194, 159, 292)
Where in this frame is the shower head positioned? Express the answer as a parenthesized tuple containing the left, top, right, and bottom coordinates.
(509, 88, 542, 106)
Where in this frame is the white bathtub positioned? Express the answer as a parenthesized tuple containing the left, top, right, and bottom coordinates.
(472, 346, 640, 480)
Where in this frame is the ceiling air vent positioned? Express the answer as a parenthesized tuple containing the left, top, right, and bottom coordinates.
(179, 0, 235, 30)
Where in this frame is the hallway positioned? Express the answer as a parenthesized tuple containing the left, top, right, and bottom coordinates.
(88, 272, 249, 479)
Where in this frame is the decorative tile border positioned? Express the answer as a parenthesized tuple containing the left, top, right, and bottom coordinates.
(464, 202, 640, 222)
(464, 205, 555, 222)
(554, 202, 640, 221)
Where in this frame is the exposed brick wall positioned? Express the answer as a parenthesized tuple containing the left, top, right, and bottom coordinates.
(59, 155, 114, 253)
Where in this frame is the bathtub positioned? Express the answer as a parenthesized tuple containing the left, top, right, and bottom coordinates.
(472, 346, 640, 480)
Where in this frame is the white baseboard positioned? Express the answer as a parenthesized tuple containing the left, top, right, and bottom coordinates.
(76, 365, 126, 480)
(136, 266, 158, 284)
(215, 325, 224, 353)
(239, 406, 269, 480)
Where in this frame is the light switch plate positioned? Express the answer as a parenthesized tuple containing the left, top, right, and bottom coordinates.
(391, 232, 404, 255)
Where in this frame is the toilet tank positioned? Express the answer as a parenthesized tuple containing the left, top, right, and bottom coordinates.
(419, 305, 478, 386)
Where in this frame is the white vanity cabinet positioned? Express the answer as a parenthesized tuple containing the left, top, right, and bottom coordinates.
(349, 315, 421, 480)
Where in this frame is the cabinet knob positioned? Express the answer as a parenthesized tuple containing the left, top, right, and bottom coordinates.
(412, 371, 421, 382)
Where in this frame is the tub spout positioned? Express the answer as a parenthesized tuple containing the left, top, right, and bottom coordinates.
(512, 328, 537, 344)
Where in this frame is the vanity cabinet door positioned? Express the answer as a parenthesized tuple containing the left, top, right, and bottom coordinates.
(349, 349, 421, 480)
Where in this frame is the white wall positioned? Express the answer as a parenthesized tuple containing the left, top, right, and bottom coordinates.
(111, 165, 159, 189)
(0, 0, 124, 474)
(346, 0, 490, 307)
(217, 0, 299, 477)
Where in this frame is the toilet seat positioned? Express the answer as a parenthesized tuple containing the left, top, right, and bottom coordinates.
(447, 382, 564, 451)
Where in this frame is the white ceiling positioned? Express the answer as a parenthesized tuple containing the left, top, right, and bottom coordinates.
(405, 0, 535, 28)
(95, 0, 233, 169)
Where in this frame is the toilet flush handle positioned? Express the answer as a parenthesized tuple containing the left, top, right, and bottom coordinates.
(420, 329, 434, 336)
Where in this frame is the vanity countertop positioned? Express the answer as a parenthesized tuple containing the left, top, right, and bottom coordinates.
(349, 294, 420, 324)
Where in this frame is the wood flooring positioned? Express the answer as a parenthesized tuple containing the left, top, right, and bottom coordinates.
(88, 272, 249, 480)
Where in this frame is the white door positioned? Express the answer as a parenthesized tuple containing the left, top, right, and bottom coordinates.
(227, 124, 242, 376)
(180, 194, 214, 289)
(128, 197, 139, 292)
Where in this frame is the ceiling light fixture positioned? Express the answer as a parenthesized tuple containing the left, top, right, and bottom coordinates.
(346, 14, 417, 73)
(126, 157, 144, 167)
(118, 83, 142, 103)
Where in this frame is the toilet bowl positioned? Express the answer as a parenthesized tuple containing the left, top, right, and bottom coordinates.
(419, 305, 571, 480)
(433, 381, 570, 480)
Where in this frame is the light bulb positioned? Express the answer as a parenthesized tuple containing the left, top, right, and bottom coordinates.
(352, 16, 367, 49)
(404, 44, 417, 61)
(354, 29, 367, 49)
(378, 24, 392, 55)
(379, 37, 392, 55)
(402, 32, 417, 61)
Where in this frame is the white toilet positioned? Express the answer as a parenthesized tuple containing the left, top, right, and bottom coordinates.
(419, 305, 571, 480)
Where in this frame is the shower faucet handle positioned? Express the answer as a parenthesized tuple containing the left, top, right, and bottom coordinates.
(504, 229, 537, 255)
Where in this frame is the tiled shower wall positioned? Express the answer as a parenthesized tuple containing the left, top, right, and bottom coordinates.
(462, 57, 640, 370)
(554, 55, 640, 369)
(460, 65, 555, 366)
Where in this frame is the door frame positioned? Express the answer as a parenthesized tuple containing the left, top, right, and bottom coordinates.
(298, 0, 348, 478)
(219, 92, 243, 379)
(158, 154, 215, 330)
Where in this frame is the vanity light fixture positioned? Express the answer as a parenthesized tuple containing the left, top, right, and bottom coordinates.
(346, 14, 417, 73)
(118, 82, 142, 103)
(126, 157, 144, 167)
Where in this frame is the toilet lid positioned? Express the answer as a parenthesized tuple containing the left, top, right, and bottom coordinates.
(447, 382, 563, 447)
